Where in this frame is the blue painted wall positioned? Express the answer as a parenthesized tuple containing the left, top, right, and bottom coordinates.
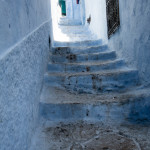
(0, 1, 52, 150)
(108, 0, 150, 85)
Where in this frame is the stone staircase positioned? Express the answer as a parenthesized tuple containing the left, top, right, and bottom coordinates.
(45, 25, 140, 94)
(30, 23, 150, 150)
(40, 24, 150, 125)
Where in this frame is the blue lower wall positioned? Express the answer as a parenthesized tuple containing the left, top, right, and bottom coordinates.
(0, 21, 50, 150)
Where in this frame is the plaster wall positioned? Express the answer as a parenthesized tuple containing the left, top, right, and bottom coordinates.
(0, 0, 51, 55)
(0, 1, 51, 150)
(72, 0, 81, 20)
(84, 0, 108, 43)
(66, 0, 74, 19)
(108, 0, 150, 85)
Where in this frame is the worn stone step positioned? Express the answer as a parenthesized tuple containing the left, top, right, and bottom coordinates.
(65, 31, 94, 37)
(30, 120, 144, 150)
(59, 27, 92, 36)
(51, 45, 108, 55)
(59, 25, 90, 33)
(53, 39, 102, 48)
(59, 36, 98, 43)
(64, 33, 97, 41)
(45, 69, 139, 93)
(40, 85, 150, 125)
(58, 19, 82, 26)
(48, 59, 125, 73)
(50, 50, 117, 63)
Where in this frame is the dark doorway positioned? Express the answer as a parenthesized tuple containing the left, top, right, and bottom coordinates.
(106, 0, 120, 38)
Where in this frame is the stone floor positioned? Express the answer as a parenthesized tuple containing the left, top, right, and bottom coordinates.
(30, 121, 150, 150)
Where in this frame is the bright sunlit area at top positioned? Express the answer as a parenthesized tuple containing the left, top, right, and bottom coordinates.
(50, 0, 93, 45)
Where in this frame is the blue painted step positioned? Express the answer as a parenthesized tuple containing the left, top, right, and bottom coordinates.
(53, 39, 102, 48)
(50, 51, 117, 63)
(51, 45, 108, 55)
(58, 19, 82, 26)
(45, 69, 139, 94)
(59, 25, 90, 33)
(48, 59, 125, 73)
(40, 86, 150, 125)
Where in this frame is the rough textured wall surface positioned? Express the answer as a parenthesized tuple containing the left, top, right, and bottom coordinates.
(0, 0, 51, 149)
(84, 0, 108, 43)
(0, 0, 51, 55)
(108, 0, 150, 85)
(0, 21, 50, 150)
(72, 0, 81, 20)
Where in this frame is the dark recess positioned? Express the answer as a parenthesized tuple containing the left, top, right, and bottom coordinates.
(106, 0, 120, 38)
(49, 36, 51, 49)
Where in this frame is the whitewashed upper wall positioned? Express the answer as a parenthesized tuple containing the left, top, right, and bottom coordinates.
(66, 0, 83, 21)
(0, 0, 51, 55)
(72, 0, 81, 20)
(84, 0, 108, 43)
(66, 0, 74, 19)
(108, 0, 150, 85)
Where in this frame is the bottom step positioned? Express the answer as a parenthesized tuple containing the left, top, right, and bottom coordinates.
(29, 121, 142, 150)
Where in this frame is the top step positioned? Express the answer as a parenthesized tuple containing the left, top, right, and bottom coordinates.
(58, 18, 82, 26)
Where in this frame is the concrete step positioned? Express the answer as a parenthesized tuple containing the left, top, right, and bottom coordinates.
(51, 45, 108, 55)
(58, 19, 82, 26)
(59, 25, 90, 33)
(45, 69, 139, 93)
(58, 27, 91, 35)
(58, 36, 98, 43)
(64, 33, 97, 41)
(29, 120, 146, 150)
(48, 59, 125, 73)
(40, 85, 150, 125)
(64, 31, 93, 37)
(50, 51, 117, 63)
(53, 39, 102, 48)
(58, 28, 94, 37)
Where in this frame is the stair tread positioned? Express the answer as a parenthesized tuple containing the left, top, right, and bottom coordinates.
(40, 85, 150, 104)
(48, 59, 124, 66)
(54, 38, 101, 43)
(45, 68, 138, 77)
(50, 50, 116, 57)
(62, 44, 107, 50)
(53, 39, 102, 48)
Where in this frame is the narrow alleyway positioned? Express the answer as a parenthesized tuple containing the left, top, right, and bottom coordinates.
(1, 0, 150, 150)
(30, 17, 150, 150)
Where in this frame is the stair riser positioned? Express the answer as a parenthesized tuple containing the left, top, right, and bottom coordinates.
(60, 29, 92, 35)
(48, 60, 125, 73)
(61, 30, 90, 35)
(59, 27, 90, 33)
(59, 21, 82, 26)
(65, 36, 97, 41)
(40, 97, 150, 125)
(52, 45, 108, 55)
(53, 39, 102, 48)
(45, 71, 139, 93)
(50, 51, 117, 63)
(66, 32, 93, 37)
